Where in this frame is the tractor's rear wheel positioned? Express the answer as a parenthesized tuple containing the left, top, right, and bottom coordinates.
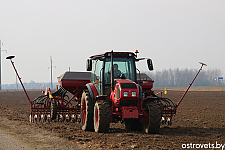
(50, 100, 57, 120)
(81, 90, 94, 131)
(143, 101, 161, 134)
(94, 100, 110, 133)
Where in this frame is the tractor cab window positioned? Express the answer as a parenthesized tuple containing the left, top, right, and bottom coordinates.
(104, 57, 136, 84)
(91, 59, 103, 95)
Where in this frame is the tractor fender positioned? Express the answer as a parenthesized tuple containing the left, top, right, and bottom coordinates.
(83, 83, 98, 100)
(141, 97, 159, 110)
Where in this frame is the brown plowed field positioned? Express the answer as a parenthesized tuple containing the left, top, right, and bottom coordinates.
(0, 88, 225, 149)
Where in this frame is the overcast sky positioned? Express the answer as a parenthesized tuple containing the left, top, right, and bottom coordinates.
(0, 0, 224, 85)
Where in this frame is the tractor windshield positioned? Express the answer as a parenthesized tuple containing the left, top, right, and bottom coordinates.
(104, 57, 136, 84)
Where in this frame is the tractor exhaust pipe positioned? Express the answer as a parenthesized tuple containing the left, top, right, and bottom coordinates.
(176, 62, 207, 108)
(111, 50, 114, 91)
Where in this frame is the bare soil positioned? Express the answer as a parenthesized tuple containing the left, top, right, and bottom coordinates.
(154, 86, 225, 91)
(0, 88, 225, 149)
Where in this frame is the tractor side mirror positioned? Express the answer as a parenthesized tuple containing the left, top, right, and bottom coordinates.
(86, 59, 92, 71)
(147, 59, 153, 71)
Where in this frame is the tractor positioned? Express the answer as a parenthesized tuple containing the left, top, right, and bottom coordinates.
(81, 50, 161, 133)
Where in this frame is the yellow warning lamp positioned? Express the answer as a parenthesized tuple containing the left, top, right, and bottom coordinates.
(164, 90, 167, 94)
(164, 87, 167, 94)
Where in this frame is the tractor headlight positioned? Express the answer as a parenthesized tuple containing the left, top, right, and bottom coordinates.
(132, 92, 136, 97)
(123, 92, 128, 97)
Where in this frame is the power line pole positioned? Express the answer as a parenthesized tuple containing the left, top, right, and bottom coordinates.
(48, 56, 56, 89)
(0, 40, 7, 90)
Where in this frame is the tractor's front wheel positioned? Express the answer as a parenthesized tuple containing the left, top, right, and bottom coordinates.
(143, 101, 161, 134)
(81, 90, 94, 131)
(94, 100, 110, 133)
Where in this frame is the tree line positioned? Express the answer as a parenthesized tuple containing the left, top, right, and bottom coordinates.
(144, 68, 223, 87)
(2, 68, 223, 89)
(2, 81, 58, 90)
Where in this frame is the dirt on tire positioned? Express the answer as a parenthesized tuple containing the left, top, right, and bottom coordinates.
(0, 88, 225, 149)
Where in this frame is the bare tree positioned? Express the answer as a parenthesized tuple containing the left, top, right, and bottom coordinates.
(144, 68, 223, 87)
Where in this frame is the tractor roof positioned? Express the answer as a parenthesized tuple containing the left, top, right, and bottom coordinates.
(90, 51, 136, 60)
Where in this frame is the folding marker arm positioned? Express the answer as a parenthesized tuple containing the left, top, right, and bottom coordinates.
(6, 56, 32, 106)
(176, 62, 207, 108)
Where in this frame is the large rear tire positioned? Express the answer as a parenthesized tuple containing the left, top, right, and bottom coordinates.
(143, 101, 161, 134)
(94, 100, 110, 133)
(81, 90, 94, 131)
(50, 100, 57, 120)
